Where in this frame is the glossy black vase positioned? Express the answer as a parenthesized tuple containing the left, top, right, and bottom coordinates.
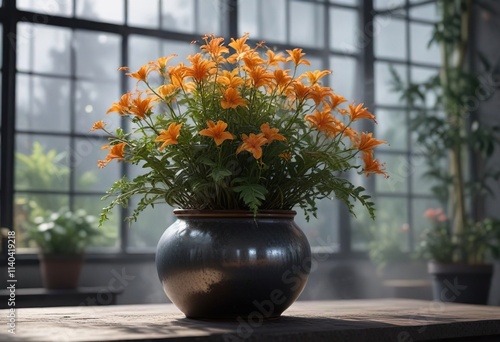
(155, 210, 311, 319)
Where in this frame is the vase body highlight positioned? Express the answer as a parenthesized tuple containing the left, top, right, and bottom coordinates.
(155, 210, 311, 319)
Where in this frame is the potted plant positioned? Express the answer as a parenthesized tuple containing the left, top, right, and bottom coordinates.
(27, 209, 100, 289)
(94, 34, 388, 319)
(391, 1, 500, 304)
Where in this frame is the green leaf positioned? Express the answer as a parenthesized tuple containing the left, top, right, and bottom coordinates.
(211, 167, 232, 183)
(233, 184, 269, 212)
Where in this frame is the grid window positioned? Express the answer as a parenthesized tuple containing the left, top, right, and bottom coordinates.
(1, 0, 443, 258)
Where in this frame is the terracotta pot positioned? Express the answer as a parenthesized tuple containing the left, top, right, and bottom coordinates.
(39, 254, 84, 289)
(155, 210, 311, 319)
(427, 262, 494, 305)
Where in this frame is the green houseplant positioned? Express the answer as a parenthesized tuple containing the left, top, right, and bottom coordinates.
(391, 0, 500, 304)
(27, 209, 100, 289)
(94, 34, 387, 318)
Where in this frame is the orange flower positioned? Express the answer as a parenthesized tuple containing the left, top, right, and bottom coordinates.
(106, 93, 132, 115)
(271, 69, 292, 93)
(90, 120, 106, 132)
(286, 48, 311, 67)
(130, 94, 154, 119)
(266, 50, 286, 67)
(126, 65, 151, 83)
(357, 132, 386, 155)
(200, 35, 229, 61)
(330, 93, 347, 109)
(152, 54, 177, 75)
(155, 123, 183, 150)
(247, 66, 273, 89)
(242, 51, 266, 71)
(236, 133, 268, 159)
(362, 153, 388, 178)
(199, 120, 234, 146)
(217, 69, 245, 88)
(289, 81, 311, 102)
(221, 88, 247, 109)
(156, 84, 177, 102)
(342, 127, 359, 143)
(168, 63, 186, 87)
(305, 106, 339, 137)
(348, 103, 376, 123)
(279, 151, 292, 161)
(185, 53, 216, 83)
(227, 34, 251, 64)
(308, 84, 334, 107)
(98, 142, 126, 168)
(260, 123, 286, 143)
(302, 70, 331, 85)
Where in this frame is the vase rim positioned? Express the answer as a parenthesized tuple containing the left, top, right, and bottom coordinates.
(173, 209, 297, 218)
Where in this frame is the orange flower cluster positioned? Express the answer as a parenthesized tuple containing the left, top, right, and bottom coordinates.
(95, 33, 387, 179)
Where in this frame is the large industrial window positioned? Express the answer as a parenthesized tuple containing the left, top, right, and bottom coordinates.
(1, 0, 434, 258)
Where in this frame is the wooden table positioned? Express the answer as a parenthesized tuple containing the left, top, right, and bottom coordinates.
(2, 299, 500, 341)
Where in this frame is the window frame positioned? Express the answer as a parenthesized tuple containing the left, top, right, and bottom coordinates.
(0, 0, 438, 261)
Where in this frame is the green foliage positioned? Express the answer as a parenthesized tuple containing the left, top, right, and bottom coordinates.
(26, 209, 101, 255)
(418, 217, 500, 264)
(391, 0, 500, 263)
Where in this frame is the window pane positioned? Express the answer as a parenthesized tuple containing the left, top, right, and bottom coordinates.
(76, 0, 125, 24)
(238, 0, 258, 36)
(197, 0, 223, 35)
(375, 109, 407, 150)
(17, 23, 71, 76)
(330, 7, 358, 53)
(375, 152, 408, 194)
(375, 62, 407, 106)
(329, 56, 358, 102)
(410, 66, 439, 108)
(330, 0, 358, 6)
(162, 0, 195, 33)
(410, 3, 438, 22)
(295, 199, 339, 251)
(410, 154, 443, 196)
(17, 0, 73, 16)
(15, 135, 71, 191)
(75, 31, 121, 81)
(16, 74, 71, 132)
(128, 35, 162, 72)
(128, 0, 159, 28)
(410, 23, 440, 65)
(258, 0, 286, 43)
(75, 80, 121, 134)
(290, 2, 324, 48)
(374, 0, 404, 10)
(374, 17, 406, 60)
(74, 195, 120, 250)
(353, 196, 410, 253)
(14, 193, 70, 249)
(73, 137, 121, 193)
(127, 201, 176, 249)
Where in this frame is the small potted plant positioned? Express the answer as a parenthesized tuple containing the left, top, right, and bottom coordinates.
(391, 1, 500, 304)
(27, 208, 100, 289)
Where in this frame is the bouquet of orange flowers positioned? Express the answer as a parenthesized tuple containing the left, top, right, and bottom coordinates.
(93, 34, 387, 224)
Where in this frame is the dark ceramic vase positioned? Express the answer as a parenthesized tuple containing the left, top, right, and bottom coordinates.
(428, 262, 494, 305)
(155, 210, 311, 319)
